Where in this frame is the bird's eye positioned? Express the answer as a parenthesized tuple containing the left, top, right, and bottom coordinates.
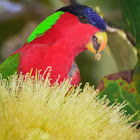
(79, 16, 87, 23)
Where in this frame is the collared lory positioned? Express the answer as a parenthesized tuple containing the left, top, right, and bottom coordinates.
(0, 5, 107, 85)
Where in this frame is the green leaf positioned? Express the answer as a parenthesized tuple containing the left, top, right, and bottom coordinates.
(121, 0, 140, 94)
(120, 0, 140, 49)
(133, 52, 140, 95)
(97, 71, 140, 122)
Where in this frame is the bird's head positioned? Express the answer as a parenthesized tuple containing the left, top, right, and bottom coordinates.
(56, 5, 107, 57)
(27, 5, 107, 59)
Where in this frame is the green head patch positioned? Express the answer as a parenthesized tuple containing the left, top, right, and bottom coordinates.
(27, 11, 64, 43)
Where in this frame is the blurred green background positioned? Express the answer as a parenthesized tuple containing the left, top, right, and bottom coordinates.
(0, 0, 137, 87)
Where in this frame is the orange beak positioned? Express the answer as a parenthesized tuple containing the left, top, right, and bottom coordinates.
(86, 32, 107, 54)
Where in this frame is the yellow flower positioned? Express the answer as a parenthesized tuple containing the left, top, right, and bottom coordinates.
(0, 71, 139, 140)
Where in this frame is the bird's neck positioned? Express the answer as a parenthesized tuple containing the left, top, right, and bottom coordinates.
(30, 33, 87, 60)
(29, 12, 98, 59)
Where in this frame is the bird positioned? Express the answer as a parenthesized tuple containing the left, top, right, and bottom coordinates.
(0, 5, 107, 85)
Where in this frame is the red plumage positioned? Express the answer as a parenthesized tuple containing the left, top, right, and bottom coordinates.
(14, 12, 99, 85)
